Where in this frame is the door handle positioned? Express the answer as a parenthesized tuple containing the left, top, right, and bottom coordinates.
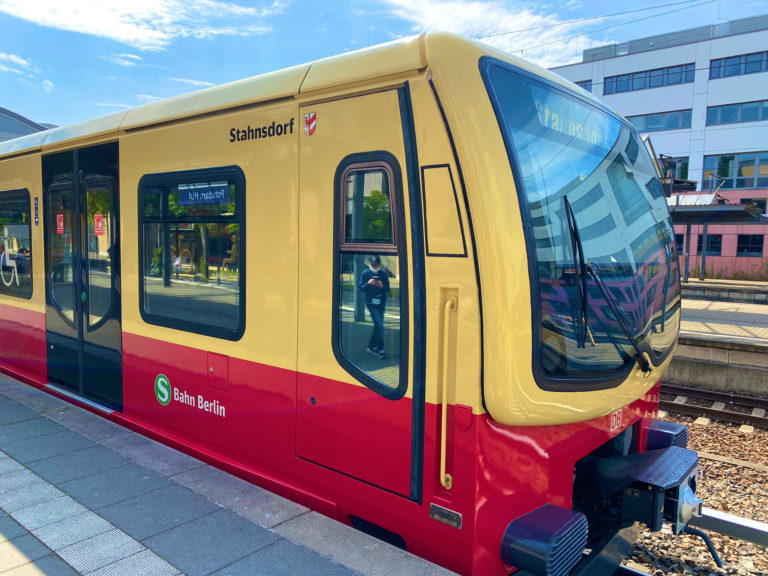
(439, 296, 458, 490)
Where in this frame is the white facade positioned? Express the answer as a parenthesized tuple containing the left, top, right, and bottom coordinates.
(552, 16, 768, 191)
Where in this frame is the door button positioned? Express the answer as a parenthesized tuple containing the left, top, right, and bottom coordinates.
(81, 291, 87, 303)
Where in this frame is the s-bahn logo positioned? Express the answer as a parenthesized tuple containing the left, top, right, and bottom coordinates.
(304, 112, 316, 136)
(155, 374, 171, 406)
(153, 373, 227, 418)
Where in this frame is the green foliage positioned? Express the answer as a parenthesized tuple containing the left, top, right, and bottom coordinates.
(362, 190, 391, 241)
(150, 248, 162, 276)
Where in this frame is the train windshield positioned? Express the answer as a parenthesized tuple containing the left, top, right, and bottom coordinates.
(482, 60, 680, 386)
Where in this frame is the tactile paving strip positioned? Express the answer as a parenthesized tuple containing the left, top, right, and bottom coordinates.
(57, 528, 146, 573)
(0, 481, 63, 513)
(32, 511, 116, 550)
(12, 495, 89, 531)
(0, 455, 183, 575)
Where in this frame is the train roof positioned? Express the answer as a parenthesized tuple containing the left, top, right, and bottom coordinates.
(0, 32, 578, 160)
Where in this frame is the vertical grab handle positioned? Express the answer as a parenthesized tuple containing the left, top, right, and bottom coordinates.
(440, 296, 458, 490)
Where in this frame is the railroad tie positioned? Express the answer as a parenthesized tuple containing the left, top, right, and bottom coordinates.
(673, 396, 688, 404)
(712, 402, 726, 411)
(752, 408, 766, 418)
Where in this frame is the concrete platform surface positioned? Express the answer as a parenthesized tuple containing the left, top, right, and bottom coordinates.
(681, 298, 768, 343)
(0, 375, 456, 576)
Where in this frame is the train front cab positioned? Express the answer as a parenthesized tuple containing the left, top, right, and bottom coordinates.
(426, 35, 702, 575)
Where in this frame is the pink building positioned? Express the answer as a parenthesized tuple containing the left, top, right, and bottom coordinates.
(674, 189, 768, 280)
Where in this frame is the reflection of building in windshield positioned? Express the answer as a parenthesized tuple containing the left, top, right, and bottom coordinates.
(525, 116, 678, 372)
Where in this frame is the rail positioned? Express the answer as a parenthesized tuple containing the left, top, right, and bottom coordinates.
(659, 384, 768, 428)
(691, 507, 768, 548)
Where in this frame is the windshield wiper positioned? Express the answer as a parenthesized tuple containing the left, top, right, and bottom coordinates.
(563, 196, 589, 348)
(585, 263, 652, 374)
(563, 195, 651, 374)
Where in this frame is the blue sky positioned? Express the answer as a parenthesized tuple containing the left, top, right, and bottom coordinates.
(1, 0, 766, 127)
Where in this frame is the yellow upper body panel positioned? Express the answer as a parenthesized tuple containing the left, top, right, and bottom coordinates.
(0, 32, 672, 426)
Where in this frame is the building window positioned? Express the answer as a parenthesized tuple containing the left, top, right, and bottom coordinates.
(675, 234, 685, 254)
(575, 80, 592, 92)
(703, 152, 768, 190)
(0, 189, 32, 299)
(736, 234, 764, 257)
(626, 110, 691, 133)
(706, 100, 768, 126)
(334, 156, 407, 398)
(710, 52, 768, 79)
(604, 63, 694, 95)
(139, 167, 245, 340)
(696, 234, 722, 256)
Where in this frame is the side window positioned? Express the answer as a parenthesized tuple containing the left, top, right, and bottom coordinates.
(0, 189, 32, 299)
(139, 167, 245, 340)
(334, 157, 407, 398)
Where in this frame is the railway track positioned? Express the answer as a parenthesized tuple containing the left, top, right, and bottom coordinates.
(659, 384, 768, 428)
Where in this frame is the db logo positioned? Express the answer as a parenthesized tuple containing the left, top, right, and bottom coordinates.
(610, 409, 623, 433)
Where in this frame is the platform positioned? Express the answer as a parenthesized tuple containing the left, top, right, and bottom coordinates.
(0, 376, 455, 576)
(681, 279, 768, 305)
(665, 299, 768, 397)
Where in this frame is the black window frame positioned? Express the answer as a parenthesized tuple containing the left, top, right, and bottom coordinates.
(138, 166, 246, 340)
(703, 152, 768, 190)
(696, 234, 722, 256)
(710, 51, 768, 80)
(331, 152, 410, 401)
(0, 188, 33, 300)
(736, 234, 764, 257)
(706, 100, 768, 126)
(603, 63, 694, 95)
(675, 234, 685, 254)
(625, 109, 692, 133)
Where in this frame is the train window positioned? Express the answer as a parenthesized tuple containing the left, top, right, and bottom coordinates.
(333, 158, 408, 398)
(138, 167, 245, 340)
(0, 189, 32, 299)
(482, 58, 681, 389)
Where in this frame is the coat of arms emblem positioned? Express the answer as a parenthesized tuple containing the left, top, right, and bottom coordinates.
(304, 112, 316, 136)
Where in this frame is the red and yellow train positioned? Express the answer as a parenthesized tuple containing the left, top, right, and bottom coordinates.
(0, 33, 699, 575)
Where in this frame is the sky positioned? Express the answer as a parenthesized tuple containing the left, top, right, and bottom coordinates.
(1, 0, 767, 127)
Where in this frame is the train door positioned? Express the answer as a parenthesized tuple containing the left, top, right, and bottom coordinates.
(296, 88, 424, 499)
(43, 143, 122, 410)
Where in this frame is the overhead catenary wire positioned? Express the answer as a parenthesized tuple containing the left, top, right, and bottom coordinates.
(518, 0, 716, 54)
(478, 0, 706, 39)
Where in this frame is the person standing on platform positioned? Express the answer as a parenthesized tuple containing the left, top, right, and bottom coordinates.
(359, 255, 390, 359)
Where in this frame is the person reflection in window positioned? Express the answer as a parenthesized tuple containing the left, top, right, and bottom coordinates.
(359, 255, 390, 359)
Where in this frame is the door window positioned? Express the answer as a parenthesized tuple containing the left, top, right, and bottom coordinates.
(334, 159, 407, 397)
(0, 189, 32, 299)
(86, 184, 114, 326)
(49, 185, 75, 322)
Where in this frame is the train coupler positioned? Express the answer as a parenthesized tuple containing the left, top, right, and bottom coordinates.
(620, 445, 702, 534)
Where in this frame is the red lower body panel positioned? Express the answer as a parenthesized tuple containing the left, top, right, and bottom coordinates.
(1, 326, 660, 576)
(0, 303, 46, 384)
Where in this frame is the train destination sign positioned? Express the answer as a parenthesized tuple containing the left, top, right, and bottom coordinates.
(154, 373, 226, 418)
(178, 182, 229, 206)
